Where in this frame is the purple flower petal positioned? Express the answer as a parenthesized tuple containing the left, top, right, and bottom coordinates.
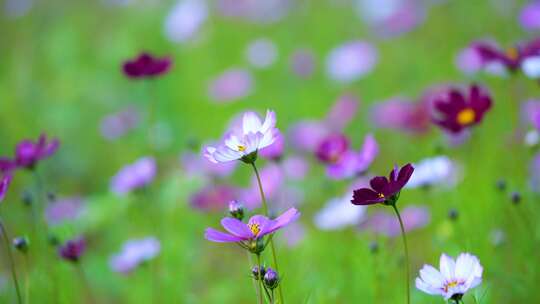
(519, 1, 540, 31)
(208, 68, 253, 103)
(204, 228, 243, 243)
(220, 217, 253, 239)
(351, 188, 383, 205)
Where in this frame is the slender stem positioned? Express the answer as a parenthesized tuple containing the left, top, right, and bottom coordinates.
(391, 204, 410, 304)
(23, 254, 29, 304)
(255, 254, 264, 304)
(76, 263, 96, 304)
(251, 162, 284, 304)
(247, 252, 261, 301)
(0, 219, 22, 304)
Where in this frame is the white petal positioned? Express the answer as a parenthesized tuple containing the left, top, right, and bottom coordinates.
(258, 128, 278, 149)
(439, 254, 456, 280)
(244, 132, 263, 153)
(418, 264, 445, 288)
(204, 146, 218, 163)
(260, 110, 276, 134)
(523, 56, 540, 79)
(213, 146, 243, 163)
(415, 277, 443, 296)
(242, 111, 262, 134)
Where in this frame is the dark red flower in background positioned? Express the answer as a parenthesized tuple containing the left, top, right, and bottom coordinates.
(122, 53, 172, 79)
(351, 163, 414, 205)
(474, 38, 540, 72)
(58, 237, 86, 262)
(432, 85, 492, 134)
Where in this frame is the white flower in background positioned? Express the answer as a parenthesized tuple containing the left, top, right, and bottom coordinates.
(164, 0, 208, 43)
(524, 129, 540, 147)
(522, 56, 540, 79)
(205, 110, 279, 163)
(406, 156, 460, 189)
(246, 38, 278, 69)
(416, 253, 483, 301)
(326, 41, 378, 83)
(314, 194, 366, 230)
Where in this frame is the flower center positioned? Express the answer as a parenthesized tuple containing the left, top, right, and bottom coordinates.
(378, 193, 385, 199)
(248, 223, 261, 236)
(443, 280, 463, 293)
(237, 145, 246, 152)
(457, 108, 476, 126)
(506, 47, 519, 61)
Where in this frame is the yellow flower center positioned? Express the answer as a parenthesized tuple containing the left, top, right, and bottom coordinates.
(506, 47, 519, 60)
(378, 193, 385, 199)
(248, 223, 261, 236)
(457, 108, 476, 126)
(237, 145, 246, 152)
(443, 280, 460, 293)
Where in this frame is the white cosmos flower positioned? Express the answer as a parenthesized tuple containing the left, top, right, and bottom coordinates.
(416, 253, 483, 301)
(204, 110, 279, 163)
(406, 156, 460, 189)
(522, 56, 540, 79)
(314, 194, 366, 230)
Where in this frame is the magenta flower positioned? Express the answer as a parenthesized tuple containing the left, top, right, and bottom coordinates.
(315, 134, 350, 164)
(0, 174, 12, 202)
(520, 2, 540, 31)
(110, 157, 156, 196)
(432, 85, 492, 134)
(122, 53, 172, 79)
(58, 237, 86, 262)
(205, 208, 300, 249)
(351, 163, 414, 205)
(2, 133, 60, 170)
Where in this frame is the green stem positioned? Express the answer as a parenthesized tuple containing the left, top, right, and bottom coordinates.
(247, 252, 261, 301)
(0, 218, 22, 304)
(391, 204, 410, 304)
(251, 162, 284, 304)
(76, 263, 96, 304)
(256, 254, 264, 304)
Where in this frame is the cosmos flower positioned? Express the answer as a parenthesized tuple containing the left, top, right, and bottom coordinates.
(472, 38, 540, 73)
(359, 205, 430, 237)
(324, 94, 360, 131)
(0, 175, 12, 202)
(190, 184, 238, 211)
(109, 237, 161, 274)
(432, 85, 492, 134)
(416, 253, 483, 301)
(315, 134, 349, 164)
(0, 133, 60, 171)
(370, 97, 431, 134)
(58, 237, 87, 263)
(406, 156, 460, 189)
(281, 156, 309, 181)
(325, 134, 378, 180)
(245, 38, 278, 69)
(351, 163, 414, 205)
(110, 157, 157, 196)
(204, 208, 300, 246)
(204, 110, 279, 164)
(522, 55, 540, 79)
(208, 68, 253, 103)
(326, 40, 378, 83)
(314, 193, 367, 230)
(164, 0, 208, 43)
(519, 1, 540, 31)
(122, 53, 172, 79)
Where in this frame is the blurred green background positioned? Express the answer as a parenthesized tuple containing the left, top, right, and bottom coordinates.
(1, 0, 539, 303)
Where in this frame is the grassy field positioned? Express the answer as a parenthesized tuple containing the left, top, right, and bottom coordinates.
(0, 0, 539, 303)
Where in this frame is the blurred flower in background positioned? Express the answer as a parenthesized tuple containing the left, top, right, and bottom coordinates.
(190, 184, 238, 211)
(181, 149, 237, 179)
(45, 197, 86, 226)
(110, 157, 157, 196)
(314, 193, 366, 230)
(359, 205, 430, 236)
(215, 0, 292, 24)
(406, 156, 460, 189)
(4, 0, 33, 18)
(164, 0, 208, 43)
(519, 1, 540, 31)
(109, 237, 161, 274)
(122, 53, 172, 79)
(289, 48, 316, 78)
(0, 134, 60, 171)
(326, 40, 378, 83)
(59, 237, 87, 263)
(100, 106, 141, 141)
(370, 96, 432, 134)
(208, 68, 253, 103)
(245, 38, 278, 69)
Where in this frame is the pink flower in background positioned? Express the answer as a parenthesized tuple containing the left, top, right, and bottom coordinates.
(45, 197, 85, 226)
(324, 94, 360, 131)
(355, 0, 425, 38)
(208, 68, 253, 103)
(259, 131, 285, 160)
(181, 150, 237, 178)
(240, 163, 284, 209)
(519, 1, 540, 31)
(326, 40, 378, 83)
(215, 0, 291, 24)
(279, 222, 306, 248)
(110, 237, 161, 274)
(110, 157, 157, 196)
(359, 205, 430, 237)
(190, 184, 238, 211)
(100, 106, 141, 141)
(245, 38, 278, 69)
(290, 49, 316, 78)
(164, 0, 208, 43)
(281, 156, 309, 180)
(455, 46, 485, 75)
(370, 97, 431, 134)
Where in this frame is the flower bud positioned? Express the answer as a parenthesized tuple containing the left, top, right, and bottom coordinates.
(251, 265, 266, 280)
(368, 241, 379, 254)
(13, 236, 29, 253)
(228, 200, 244, 221)
(495, 179, 506, 192)
(21, 190, 33, 206)
(263, 268, 279, 290)
(510, 191, 521, 204)
(448, 208, 459, 221)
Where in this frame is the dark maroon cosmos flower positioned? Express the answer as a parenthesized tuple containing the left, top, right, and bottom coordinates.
(432, 85, 492, 134)
(351, 163, 414, 205)
(123, 53, 172, 79)
(58, 237, 86, 262)
(474, 38, 540, 72)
